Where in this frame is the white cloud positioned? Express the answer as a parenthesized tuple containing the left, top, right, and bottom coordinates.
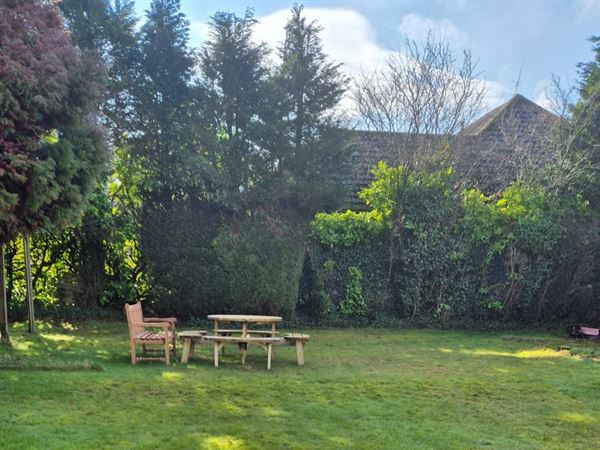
(397, 13, 468, 49)
(189, 21, 210, 45)
(481, 80, 512, 111)
(533, 79, 555, 112)
(575, 0, 600, 18)
(190, 8, 511, 122)
(253, 8, 391, 76)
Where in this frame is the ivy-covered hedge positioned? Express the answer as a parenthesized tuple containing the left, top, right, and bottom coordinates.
(303, 162, 600, 326)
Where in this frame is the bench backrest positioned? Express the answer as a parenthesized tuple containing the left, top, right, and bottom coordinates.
(124, 302, 144, 338)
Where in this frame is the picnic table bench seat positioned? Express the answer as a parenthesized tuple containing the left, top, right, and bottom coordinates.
(283, 333, 310, 366)
(216, 329, 277, 336)
(203, 335, 285, 369)
(178, 330, 208, 363)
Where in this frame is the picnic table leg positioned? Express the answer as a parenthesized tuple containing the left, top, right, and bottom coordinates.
(214, 320, 226, 355)
(214, 342, 219, 367)
(267, 343, 272, 370)
(270, 323, 277, 360)
(242, 323, 248, 338)
(181, 338, 191, 363)
(239, 342, 247, 365)
(295, 340, 305, 366)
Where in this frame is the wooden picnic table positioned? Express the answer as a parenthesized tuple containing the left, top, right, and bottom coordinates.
(206, 314, 283, 368)
(207, 314, 282, 338)
(179, 315, 310, 368)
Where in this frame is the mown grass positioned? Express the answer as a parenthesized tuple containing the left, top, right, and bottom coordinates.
(0, 322, 598, 449)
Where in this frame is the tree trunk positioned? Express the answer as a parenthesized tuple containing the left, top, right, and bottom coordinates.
(23, 233, 35, 333)
(0, 244, 11, 345)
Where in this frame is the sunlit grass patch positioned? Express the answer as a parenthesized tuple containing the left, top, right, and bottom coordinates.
(161, 371, 183, 381)
(560, 412, 598, 425)
(38, 332, 76, 342)
(461, 347, 570, 359)
(202, 435, 246, 450)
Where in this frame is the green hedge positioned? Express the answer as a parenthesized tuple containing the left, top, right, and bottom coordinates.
(303, 163, 600, 325)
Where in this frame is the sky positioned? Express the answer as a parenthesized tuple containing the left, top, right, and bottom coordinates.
(133, 0, 599, 114)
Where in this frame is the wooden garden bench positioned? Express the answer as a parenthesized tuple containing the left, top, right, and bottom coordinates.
(203, 335, 285, 370)
(124, 302, 177, 365)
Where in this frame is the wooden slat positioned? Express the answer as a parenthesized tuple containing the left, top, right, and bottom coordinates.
(203, 335, 284, 345)
(216, 329, 276, 335)
(208, 314, 282, 323)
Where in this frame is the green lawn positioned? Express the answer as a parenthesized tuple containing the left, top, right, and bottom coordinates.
(0, 322, 598, 449)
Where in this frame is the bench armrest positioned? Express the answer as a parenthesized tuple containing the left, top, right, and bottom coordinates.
(132, 321, 169, 330)
(144, 317, 177, 324)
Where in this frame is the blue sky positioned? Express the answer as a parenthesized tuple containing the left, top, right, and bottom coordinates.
(134, 0, 599, 112)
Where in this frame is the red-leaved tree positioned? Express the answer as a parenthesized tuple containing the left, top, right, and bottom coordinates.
(0, 0, 107, 340)
(0, 0, 106, 240)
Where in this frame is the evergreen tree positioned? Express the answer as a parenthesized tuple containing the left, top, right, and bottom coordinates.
(270, 4, 350, 215)
(577, 36, 600, 159)
(59, 0, 141, 306)
(131, 0, 199, 205)
(198, 9, 270, 210)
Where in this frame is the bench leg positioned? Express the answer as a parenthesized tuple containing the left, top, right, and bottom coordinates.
(181, 338, 191, 363)
(214, 342, 219, 367)
(295, 340, 305, 366)
(130, 342, 137, 365)
(164, 337, 170, 366)
(267, 343, 272, 370)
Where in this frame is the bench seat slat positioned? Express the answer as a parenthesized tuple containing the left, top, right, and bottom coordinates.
(134, 331, 173, 342)
(215, 329, 277, 335)
(203, 335, 284, 344)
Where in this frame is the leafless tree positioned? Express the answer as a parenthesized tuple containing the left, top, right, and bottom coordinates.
(350, 34, 487, 313)
(486, 75, 598, 193)
(352, 32, 486, 171)
(544, 75, 599, 191)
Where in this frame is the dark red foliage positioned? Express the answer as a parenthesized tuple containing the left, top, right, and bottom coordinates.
(0, 0, 76, 152)
(0, 0, 106, 241)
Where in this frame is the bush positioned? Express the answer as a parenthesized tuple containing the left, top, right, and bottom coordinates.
(141, 202, 306, 318)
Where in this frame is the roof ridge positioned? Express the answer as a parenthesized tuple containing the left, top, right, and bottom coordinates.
(459, 93, 554, 136)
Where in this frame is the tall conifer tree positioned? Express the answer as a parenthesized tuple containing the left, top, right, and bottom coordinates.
(270, 4, 349, 215)
(199, 9, 270, 210)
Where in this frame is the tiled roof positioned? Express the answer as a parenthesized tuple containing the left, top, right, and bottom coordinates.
(345, 94, 561, 209)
